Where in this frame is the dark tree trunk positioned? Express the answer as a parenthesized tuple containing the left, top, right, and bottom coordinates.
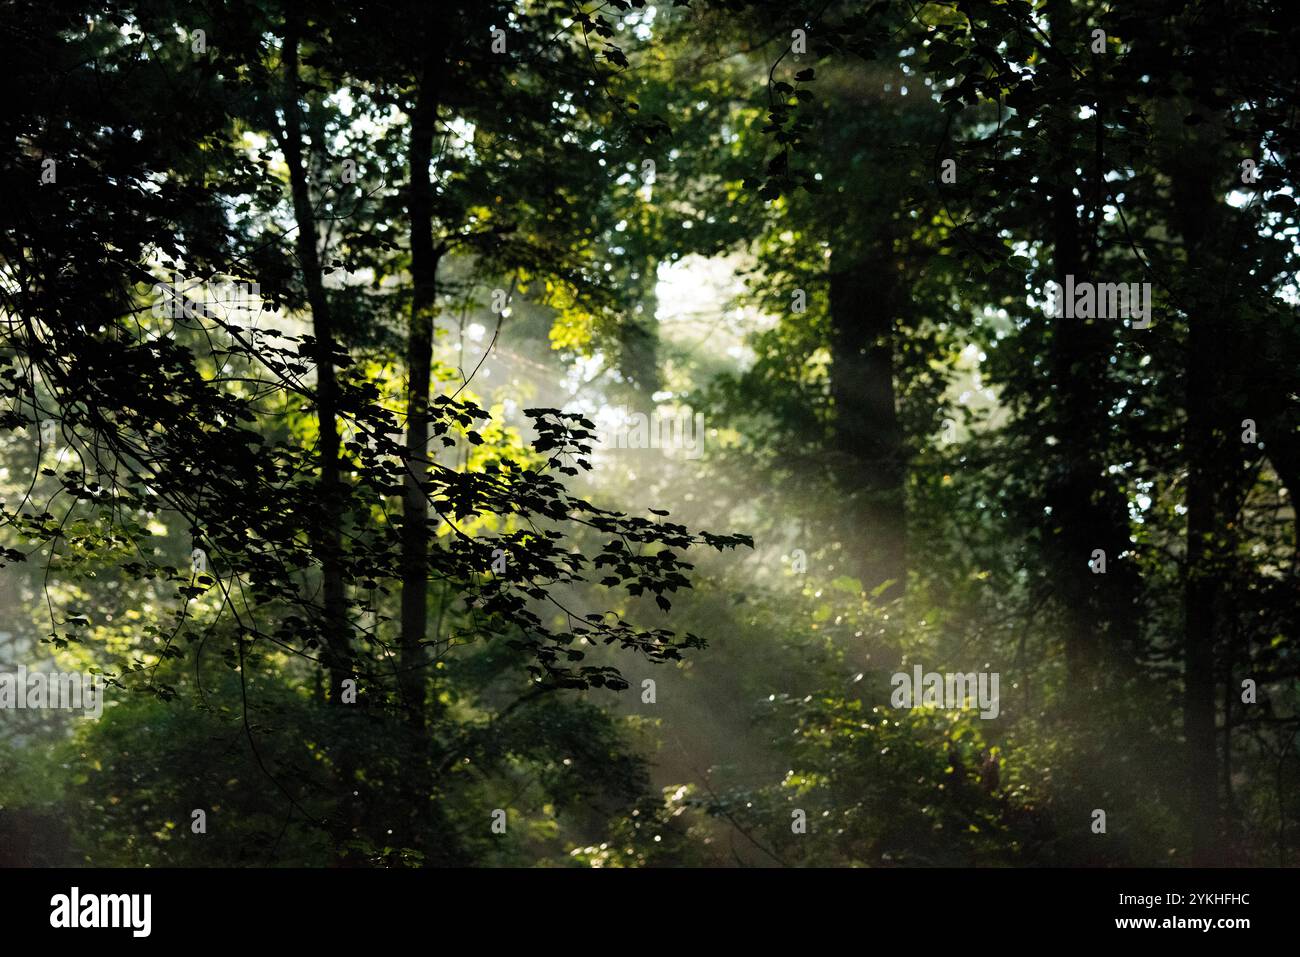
(1182, 291, 1224, 864)
(1164, 109, 1235, 865)
(1042, 0, 1141, 699)
(280, 17, 351, 704)
(280, 13, 366, 866)
(827, 245, 906, 599)
(1044, 187, 1138, 693)
(399, 56, 443, 733)
(615, 264, 662, 404)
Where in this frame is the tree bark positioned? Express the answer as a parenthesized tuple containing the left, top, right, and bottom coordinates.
(827, 245, 906, 599)
(280, 15, 351, 704)
(1042, 0, 1141, 698)
(1163, 109, 1233, 865)
(399, 56, 444, 732)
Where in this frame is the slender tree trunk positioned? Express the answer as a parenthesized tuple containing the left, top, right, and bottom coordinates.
(827, 244, 906, 598)
(1163, 108, 1232, 864)
(1043, 0, 1140, 699)
(616, 262, 662, 403)
(1046, 170, 1101, 693)
(399, 57, 443, 732)
(1182, 294, 1223, 863)
(280, 13, 365, 866)
(1044, 185, 1138, 691)
(280, 16, 351, 703)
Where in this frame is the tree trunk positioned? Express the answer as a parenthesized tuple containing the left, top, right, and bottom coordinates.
(827, 245, 905, 599)
(1182, 286, 1223, 864)
(399, 57, 443, 732)
(616, 262, 662, 404)
(1163, 109, 1233, 865)
(280, 17, 351, 704)
(1042, 0, 1140, 699)
(280, 13, 365, 866)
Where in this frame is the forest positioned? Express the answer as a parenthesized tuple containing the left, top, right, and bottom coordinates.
(0, 0, 1296, 870)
